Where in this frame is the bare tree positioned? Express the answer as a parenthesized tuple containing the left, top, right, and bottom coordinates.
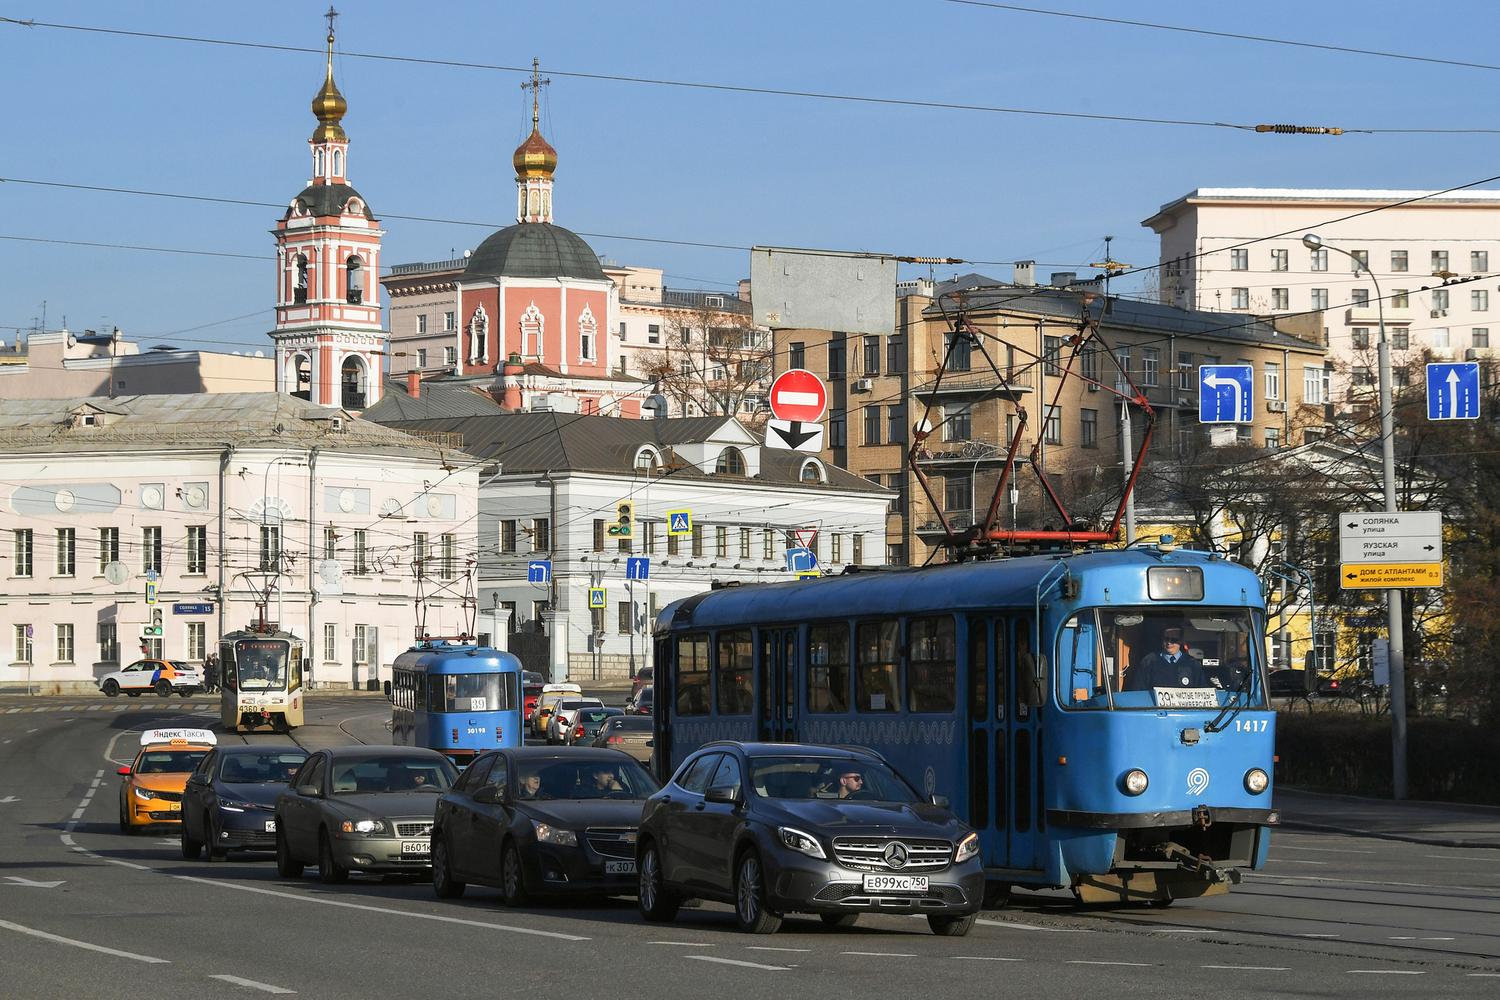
(636, 302, 771, 425)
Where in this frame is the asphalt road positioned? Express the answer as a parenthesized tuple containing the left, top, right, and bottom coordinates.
(1, 693, 1497, 999)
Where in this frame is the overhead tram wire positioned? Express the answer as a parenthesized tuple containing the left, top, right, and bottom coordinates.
(3, 16, 1496, 135)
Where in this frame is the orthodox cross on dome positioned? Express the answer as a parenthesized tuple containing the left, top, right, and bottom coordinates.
(521, 57, 550, 130)
(514, 57, 557, 224)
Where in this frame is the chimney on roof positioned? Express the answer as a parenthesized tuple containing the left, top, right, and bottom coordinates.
(406, 370, 421, 399)
(737, 278, 752, 302)
(1049, 271, 1077, 287)
(500, 352, 525, 410)
(1014, 261, 1036, 287)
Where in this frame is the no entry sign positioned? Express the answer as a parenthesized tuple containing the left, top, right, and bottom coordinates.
(769, 369, 828, 423)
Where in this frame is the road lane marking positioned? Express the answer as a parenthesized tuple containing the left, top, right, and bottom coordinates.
(977, 918, 1090, 933)
(1268, 859, 1327, 866)
(955, 956, 1022, 962)
(746, 946, 811, 953)
(208, 975, 296, 994)
(1468, 973, 1500, 977)
(1297, 933, 1341, 938)
(1201, 965, 1289, 971)
(1347, 970, 1424, 975)
(841, 951, 916, 957)
(1247, 872, 1487, 893)
(1067, 960, 1154, 967)
(648, 941, 714, 947)
(686, 955, 790, 972)
(0, 918, 169, 963)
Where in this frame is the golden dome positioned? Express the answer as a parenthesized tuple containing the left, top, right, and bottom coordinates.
(310, 31, 347, 143)
(513, 128, 557, 179)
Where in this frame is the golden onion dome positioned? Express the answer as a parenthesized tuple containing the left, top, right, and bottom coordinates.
(310, 32, 347, 143)
(513, 128, 558, 179)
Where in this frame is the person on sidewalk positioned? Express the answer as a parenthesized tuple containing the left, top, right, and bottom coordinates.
(1125, 628, 1208, 690)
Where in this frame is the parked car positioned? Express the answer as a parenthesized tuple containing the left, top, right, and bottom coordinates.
(636, 742, 983, 936)
(1267, 669, 1345, 699)
(430, 747, 660, 904)
(592, 715, 653, 764)
(274, 747, 458, 883)
(625, 686, 653, 717)
(99, 658, 203, 698)
(548, 698, 605, 745)
(567, 706, 623, 746)
(630, 665, 654, 701)
(181, 744, 308, 860)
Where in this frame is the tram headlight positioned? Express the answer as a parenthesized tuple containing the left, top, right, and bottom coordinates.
(1121, 769, 1150, 796)
(340, 819, 388, 834)
(1243, 768, 1270, 795)
(954, 831, 980, 864)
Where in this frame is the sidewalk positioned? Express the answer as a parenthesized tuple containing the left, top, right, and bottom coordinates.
(1276, 787, 1500, 849)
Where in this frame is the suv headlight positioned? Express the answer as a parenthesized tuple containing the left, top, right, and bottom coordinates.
(532, 821, 577, 846)
(1244, 768, 1269, 794)
(778, 826, 826, 860)
(1121, 769, 1149, 796)
(954, 831, 980, 864)
(339, 819, 387, 834)
(218, 799, 254, 813)
(134, 787, 157, 801)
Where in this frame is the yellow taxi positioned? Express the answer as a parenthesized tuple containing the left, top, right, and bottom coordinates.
(117, 728, 217, 834)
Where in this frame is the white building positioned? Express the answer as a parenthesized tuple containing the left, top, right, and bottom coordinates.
(370, 410, 892, 681)
(1143, 188, 1500, 401)
(0, 394, 478, 693)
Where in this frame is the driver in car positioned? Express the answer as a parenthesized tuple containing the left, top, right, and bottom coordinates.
(591, 766, 625, 795)
(834, 767, 869, 800)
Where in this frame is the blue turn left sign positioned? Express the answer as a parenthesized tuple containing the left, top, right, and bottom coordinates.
(1426, 361, 1480, 421)
(1199, 364, 1254, 423)
(527, 560, 552, 584)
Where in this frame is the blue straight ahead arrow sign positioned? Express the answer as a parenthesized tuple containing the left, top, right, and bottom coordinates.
(626, 557, 650, 581)
(1426, 361, 1480, 420)
(1199, 364, 1254, 423)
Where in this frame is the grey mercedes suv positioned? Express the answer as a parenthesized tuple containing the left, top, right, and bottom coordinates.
(636, 742, 983, 935)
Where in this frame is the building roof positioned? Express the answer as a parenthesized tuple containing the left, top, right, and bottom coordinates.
(0, 393, 465, 460)
(1144, 187, 1500, 227)
(361, 381, 510, 423)
(286, 182, 374, 221)
(374, 411, 887, 494)
(930, 274, 1324, 353)
(463, 223, 606, 282)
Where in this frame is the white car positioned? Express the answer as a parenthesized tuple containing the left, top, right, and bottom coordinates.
(547, 698, 605, 744)
(98, 659, 204, 698)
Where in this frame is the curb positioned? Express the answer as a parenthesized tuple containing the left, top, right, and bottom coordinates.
(1278, 819, 1499, 850)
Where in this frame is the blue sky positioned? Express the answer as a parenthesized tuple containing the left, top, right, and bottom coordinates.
(3, 0, 1497, 354)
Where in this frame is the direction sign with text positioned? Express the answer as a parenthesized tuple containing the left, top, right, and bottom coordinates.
(1426, 361, 1480, 421)
(1340, 562, 1444, 589)
(1339, 511, 1442, 589)
(769, 369, 828, 423)
(1199, 364, 1254, 423)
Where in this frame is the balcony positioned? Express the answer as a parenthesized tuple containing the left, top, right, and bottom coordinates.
(913, 368, 1033, 400)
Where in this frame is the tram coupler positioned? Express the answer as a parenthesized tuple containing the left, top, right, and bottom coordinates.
(1154, 841, 1242, 885)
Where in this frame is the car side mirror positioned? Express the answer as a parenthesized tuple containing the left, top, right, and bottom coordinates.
(474, 785, 506, 805)
(117, 766, 131, 777)
(930, 794, 950, 809)
(705, 784, 738, 804)
(297, 785, 321, 798)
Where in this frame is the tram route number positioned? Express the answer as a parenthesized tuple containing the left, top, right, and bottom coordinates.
(1233, 719, 1268, 733)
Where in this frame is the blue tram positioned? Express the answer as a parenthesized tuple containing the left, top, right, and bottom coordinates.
(390, 640, 524, 764)
(652, 544, 1278, 905)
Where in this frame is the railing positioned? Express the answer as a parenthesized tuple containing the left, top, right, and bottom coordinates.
(388, 258, 468, 277)
(402, 429, 465, 450)
(914, 368, 1034, 393)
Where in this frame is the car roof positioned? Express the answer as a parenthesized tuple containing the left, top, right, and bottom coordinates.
(501, 747, 636, 763)
(697, 741, 874, 761)
(218, 744, 306, 756)
(319, 746, 450, 761)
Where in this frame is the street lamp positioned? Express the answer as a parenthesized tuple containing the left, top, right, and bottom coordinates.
(1301, 233, 1409, 799)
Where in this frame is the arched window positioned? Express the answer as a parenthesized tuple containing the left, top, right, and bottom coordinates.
(291, 354, 312, 400)
(468, 307, 489, 365)
(578, 304, 598, 361)
(314, 149, 324, 177)
(294, 254, 309, 304)
(520, 303, 544, 358)
(633, 447, 661, 473)
(799, 458, 826, 483)
(527, 187, 540, 219)
(332, 149, 343, 176)
(715, 447, 746, 476)
(340, 356, 367, 410)
(345, 255, 364, 304)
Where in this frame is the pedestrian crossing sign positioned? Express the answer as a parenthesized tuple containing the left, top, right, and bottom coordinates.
(588, 588, 607, 610)
(667, 509, 693, 536)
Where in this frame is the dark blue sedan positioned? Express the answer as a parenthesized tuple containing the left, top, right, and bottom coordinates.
(180, 745, 308, 860)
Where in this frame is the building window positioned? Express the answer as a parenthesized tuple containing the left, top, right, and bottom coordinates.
(1081, 346, 1099, 385)
(667, 530, 680, 556)
(98, 527, 118, 574)
(1432, 250, 1450, 273)
(1141, 347, 1159, 387)
(1043, 335, 1063, 375)
(1043, 405, 1061, 445)
(412, 532, 428, 579)
(143, 527, 162, 574)
(1353, 366, 1375, 387)
(1230, 288, 1249, 309)
(1390, 249, 1408, 272)
(691, 524, 704, 558)
(1433, 327, 1451, 349)
(1176, 351, 1192, 390)
(828, 335, 847, 379)
(715, 447, 746, 475)
(416, 314, 428, 335)
(942, 406, 971, 442)
(499, 601, 517, 634)
(863, 335, 880, 375)
(187, 621, 206, 660)
(1080, 408, 1098, 448)
(593, 519, 606, 552)
(887, 337, 905, 373)
(1266, 427, 1281, 449)
(13, 624, 32, 663)
(1264, 361, 1281, 400)
(1433, 288, 1449, 312)
(1351, 249, 1368, 271)
(1310, 288, 1329, 311)
(1352, 328, 1370, 349)
(98, 623, 118, 664)
(13, 528, 33, 577)
(415, 348, 428, 368)
(579, 312, 596, 361)
(763, 530, 775, 561)
(644, 521, 657, 555)
(1472, 250, 1489, 272)
(55, 624, 74, 664)
(443, 311, 455, 331)
(258, 526, 279, 572)
(1348, 288, 1368, 307)
(1393, 289, 1409, 308)
(618, 598, 633, 635)
(441, 533, 456, 579)
(321, 623, 337, 662)
(887, 402, 907, 443)
(852, 534, 864, 564)
(345, 255, 365, 304)
(829, 409, 846, 448)
(1310, 248, 1328, 272)
(532, 518, 550, 552)
(1114, 348, 1132, 391)
(1304, 365, 1326, 405)
(443, 346, 456, 366)
(1474, 290, 1489, 312)
(1271, 288, 1289, 310)
(1229, 248, 1248, 270)
(715, 526, 728, 558)
(647, 323, 660, 344)
(1474, 328, 1490, 349)
(1392, 328, 1409, 350)
(864, 405, 882, 446)
(56, 528, 75, 576)
(500, 519, 517, 553)
(352, 530, 368, 574)
(831, 533, 843, 563)
(738, 527, 751, 559)
(1270, 248, 1289, 272)
(945, 331, 972, 372)
(788, 342, 805, 370)
(945, 473, 971, 521)
(188, 525, 207, 575)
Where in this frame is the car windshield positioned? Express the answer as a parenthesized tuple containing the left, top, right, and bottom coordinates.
(748, 756, 920, 803)
(579, 709, 612, 725)
(135, 749, 209, 774)
(1057, 607, 1267, 711)
(330, 757, 457, 794)
(219, 751, 308, 784)
(514, 759, 659, 801)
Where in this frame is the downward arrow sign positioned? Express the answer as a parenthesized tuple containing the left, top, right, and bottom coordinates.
(772, 420, 819, 449)
(4, 876, 65, 888)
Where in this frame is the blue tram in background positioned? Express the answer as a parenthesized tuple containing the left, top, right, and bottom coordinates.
(391, 640, 524, 764)
(653, 544, 1278, 906)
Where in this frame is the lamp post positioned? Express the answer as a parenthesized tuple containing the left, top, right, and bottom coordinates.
(1301, 233, 1408, 799)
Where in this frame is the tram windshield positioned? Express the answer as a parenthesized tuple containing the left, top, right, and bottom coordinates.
(233, 639, 290, 691)
(425, 672, 518, 714)
(1058, 608, 1265, 710)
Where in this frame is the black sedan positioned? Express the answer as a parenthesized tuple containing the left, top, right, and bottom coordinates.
(181, 745, 308, 860)
(637, 743, 983, 936)
(430, 748, 659, 904)
(274, 747, 458, 883)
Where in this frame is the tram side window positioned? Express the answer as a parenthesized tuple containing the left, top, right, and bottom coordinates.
(908, 616, 956, 713)
(677, 634, 711, 716)
(716, 630, 753, 716)
(1060, 612, 1104, 707)
(967, 619, 987, 722)
(856, 620, 900, 713)
(289, 647, 302, 691)
(220, 644, 238, 691)
(1017, 618, 1044, 712)
(807, 624, 850, 714)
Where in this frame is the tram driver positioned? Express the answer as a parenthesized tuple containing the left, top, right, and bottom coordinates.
(1124, 627, 1208, 690)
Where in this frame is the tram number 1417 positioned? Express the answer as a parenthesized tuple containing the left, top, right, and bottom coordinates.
(1233, 719, 1269, 733)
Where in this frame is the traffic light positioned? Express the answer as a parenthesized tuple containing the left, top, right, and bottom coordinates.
(607, 499, 634, 539)
(142, 608, 164, 638)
